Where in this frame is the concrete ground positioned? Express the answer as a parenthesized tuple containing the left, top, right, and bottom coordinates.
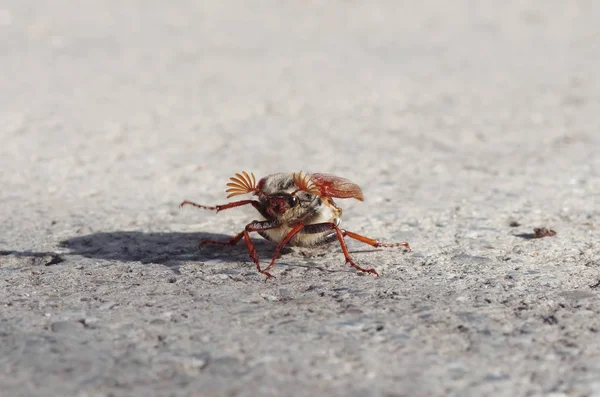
(1, 1, 599, 396)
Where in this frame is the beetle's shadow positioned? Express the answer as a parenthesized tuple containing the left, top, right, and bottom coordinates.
(59, 231, 276, 274)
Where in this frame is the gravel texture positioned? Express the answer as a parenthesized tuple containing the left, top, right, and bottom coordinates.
(1, 1, 600, 396)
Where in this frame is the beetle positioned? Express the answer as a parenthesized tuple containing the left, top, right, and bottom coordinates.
(180, 171, 410, 279)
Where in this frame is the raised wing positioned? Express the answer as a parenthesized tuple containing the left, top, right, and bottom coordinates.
(310, 173, 364, 201)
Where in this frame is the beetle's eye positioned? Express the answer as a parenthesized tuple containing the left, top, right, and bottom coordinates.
(288, 195, 299, 207)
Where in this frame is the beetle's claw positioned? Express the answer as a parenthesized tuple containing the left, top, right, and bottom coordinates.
(262, 272, 275, 282)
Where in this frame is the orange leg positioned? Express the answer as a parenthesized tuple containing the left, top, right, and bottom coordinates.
(180, 199, 280, 279)
(342, 230, 410, 251)
(241, 220, 281, 280)
(333, 227, 379, 276)
(180, 199, 259, 213)
(196, 220, 280, 279)
(302, 222, 410, 276)
(261, 223, 305, 274)
(180, 199, 257, 247)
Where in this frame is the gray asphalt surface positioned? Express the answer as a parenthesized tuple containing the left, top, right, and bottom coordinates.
(1, 1, 600, 396)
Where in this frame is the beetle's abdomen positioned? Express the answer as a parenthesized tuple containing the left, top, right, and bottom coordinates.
(257, 227, 337, 247)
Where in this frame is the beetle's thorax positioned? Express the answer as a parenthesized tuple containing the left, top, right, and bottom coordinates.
(257, 173, 341, 225)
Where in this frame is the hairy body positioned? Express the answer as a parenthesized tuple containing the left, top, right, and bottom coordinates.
(252, 173, 342, 247)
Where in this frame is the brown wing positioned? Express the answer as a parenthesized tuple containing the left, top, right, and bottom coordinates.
(310, 173, 364, 201)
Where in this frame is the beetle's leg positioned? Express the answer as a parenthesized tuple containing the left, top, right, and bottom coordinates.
(302, 223, 410, 251)
(180, 199, 261, 214)
(301, 223, 410, 275)
(198, 231, 245, 247)
(333, 227, 379, 276)
(197, 221, 280, 279)
(342, 230, 411, 251)
(300, 223, 378, 276)
(261, 223, 305, 274)
(243, 220, 281, 280)
(180, 199, 263, 247)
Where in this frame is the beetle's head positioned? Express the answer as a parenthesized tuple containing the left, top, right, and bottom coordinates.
(224, 171, 320, 220)
(264, 193, 300, 217)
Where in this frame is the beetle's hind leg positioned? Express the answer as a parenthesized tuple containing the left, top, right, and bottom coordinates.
(301, 223, 380, 276)
(302, 223, 410, 275)
(342, 230, 411, 251)
(332, 227, 379, 276)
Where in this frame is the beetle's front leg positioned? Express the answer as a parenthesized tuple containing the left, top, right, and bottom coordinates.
(243, 220, 281, 280)
(261, 223, 305, 274)
(180, 199, 262, 213)
(180, 199, 265, 247)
